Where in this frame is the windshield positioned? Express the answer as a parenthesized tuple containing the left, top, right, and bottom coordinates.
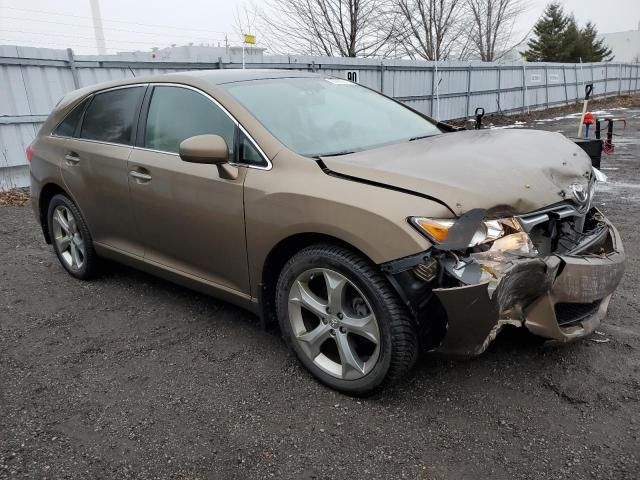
(223, 77, 441, 157)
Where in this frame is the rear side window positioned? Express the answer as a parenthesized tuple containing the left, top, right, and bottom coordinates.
(144, 86, 235, 155)
(80, 87, 145, 145)
(53, 98, 88, 137)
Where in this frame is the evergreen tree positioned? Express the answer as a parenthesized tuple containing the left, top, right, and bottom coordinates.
(523, 3, 613, 62)
(579, 22, 613, 61)
(523, 3, 570, 61)
(561, 16, 584, 62)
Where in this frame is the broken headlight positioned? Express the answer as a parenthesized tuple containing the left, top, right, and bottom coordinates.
(409, 216, 522, 248)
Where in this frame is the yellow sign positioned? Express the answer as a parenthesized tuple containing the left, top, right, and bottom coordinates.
(243, 34, 256, 45)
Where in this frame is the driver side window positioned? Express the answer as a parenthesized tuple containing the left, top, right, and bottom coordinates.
(144, 86, 235, 156)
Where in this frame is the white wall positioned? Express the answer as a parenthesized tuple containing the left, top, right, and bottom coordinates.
(600, 26, 640, 63)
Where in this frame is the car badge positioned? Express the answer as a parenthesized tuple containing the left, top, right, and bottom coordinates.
(570, 183, 589, 205)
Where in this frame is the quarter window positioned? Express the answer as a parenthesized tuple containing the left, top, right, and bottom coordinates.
(144, 86, 235, 156)
(53, 98, 88, 137)
(239, 135, 267, 167)
(80, 86, 145, 145)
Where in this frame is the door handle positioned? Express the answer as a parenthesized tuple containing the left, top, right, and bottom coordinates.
(129, 170, 152, 183)
(64, 152, 80, 165)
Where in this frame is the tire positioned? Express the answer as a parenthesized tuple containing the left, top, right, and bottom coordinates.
(276, 244, 418, 396)
(47, 193, 98, 280)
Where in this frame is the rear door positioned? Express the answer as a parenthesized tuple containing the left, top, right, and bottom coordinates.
(127, 84, 250, 294)
(60, 85, 146, 256)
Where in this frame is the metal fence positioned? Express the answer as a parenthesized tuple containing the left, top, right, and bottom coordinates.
(2, 44, 639, 190)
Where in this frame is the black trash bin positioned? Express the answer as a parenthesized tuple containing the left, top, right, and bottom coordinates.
(571, 138, 603, 169)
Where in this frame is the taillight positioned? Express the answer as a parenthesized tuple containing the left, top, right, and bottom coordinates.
(26, 144, 33, 162)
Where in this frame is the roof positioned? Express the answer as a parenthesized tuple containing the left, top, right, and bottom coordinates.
(55, 69, 323, 112)
(163, 68, 322, 85)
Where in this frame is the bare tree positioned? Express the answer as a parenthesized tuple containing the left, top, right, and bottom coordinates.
(250, 0, 401, 57)
(396, 0, 466, 60)
(465, 0, 524, 61)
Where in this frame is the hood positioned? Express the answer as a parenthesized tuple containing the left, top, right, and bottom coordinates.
(321, 129, 593, 216)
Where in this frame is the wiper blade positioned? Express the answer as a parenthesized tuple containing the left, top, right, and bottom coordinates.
(317, 150, 355, 158)
(409, 134, 434, 141)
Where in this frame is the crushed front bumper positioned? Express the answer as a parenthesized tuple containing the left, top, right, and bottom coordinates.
(432, 217, 625, 356)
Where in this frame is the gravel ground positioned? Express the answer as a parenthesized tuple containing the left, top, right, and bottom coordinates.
(1, 102, 640, 480)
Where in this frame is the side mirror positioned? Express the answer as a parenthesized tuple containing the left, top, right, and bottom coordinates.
(179, 135, 228, 164)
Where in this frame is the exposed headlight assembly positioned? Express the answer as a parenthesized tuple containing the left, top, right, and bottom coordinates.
(409, 216, 521, 248)
(410, 215, 538, 294)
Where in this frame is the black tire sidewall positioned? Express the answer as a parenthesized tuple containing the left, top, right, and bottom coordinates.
(276, 246, 400, 395)
(47, 194, 96, 280)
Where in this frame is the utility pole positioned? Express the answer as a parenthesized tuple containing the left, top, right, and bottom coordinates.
(89, 0, 107, 55)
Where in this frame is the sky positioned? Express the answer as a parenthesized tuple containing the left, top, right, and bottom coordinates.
(0, 0, 638, 55)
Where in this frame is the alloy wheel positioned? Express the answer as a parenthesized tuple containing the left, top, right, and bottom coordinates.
(287, 268, 381, 380)
(52, 205, 86, 270)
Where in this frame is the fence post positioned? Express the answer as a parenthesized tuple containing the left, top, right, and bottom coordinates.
(618, 63, 622, 96)
(522, 63, 528, 113)
(66, 48, 80, 89)
(218, 57, 224, 70)
(563, 65, 569, 105)
(430, 62, 436, 117)
(379, 61, 385, 94)
(497, 66, 502, 113)
(544, 64, 549, 108)
(466, 64, 472, 118)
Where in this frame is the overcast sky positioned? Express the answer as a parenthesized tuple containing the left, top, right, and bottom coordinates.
(0, 0, 638, 55)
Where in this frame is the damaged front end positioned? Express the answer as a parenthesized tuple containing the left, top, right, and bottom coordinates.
(382, 199, 625, 357)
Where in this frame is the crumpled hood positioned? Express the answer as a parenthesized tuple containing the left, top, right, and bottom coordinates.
(321, 129, 593, 216)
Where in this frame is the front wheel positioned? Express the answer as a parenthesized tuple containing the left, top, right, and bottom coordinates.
(276, 244, 418, 396)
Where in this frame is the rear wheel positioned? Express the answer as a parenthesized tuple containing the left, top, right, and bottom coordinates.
(47, 194, 98, 279)
(276, 244, 418, 396)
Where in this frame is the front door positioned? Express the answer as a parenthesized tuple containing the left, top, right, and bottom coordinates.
(127, 85, 249, 295)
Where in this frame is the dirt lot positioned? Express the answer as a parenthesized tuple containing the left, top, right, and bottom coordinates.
(1, 99, 640, 480)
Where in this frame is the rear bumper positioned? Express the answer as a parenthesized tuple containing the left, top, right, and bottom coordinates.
(429, 217, 625, 356)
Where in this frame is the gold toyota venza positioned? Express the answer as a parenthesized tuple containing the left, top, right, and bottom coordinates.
(29, 70, 625, 395)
